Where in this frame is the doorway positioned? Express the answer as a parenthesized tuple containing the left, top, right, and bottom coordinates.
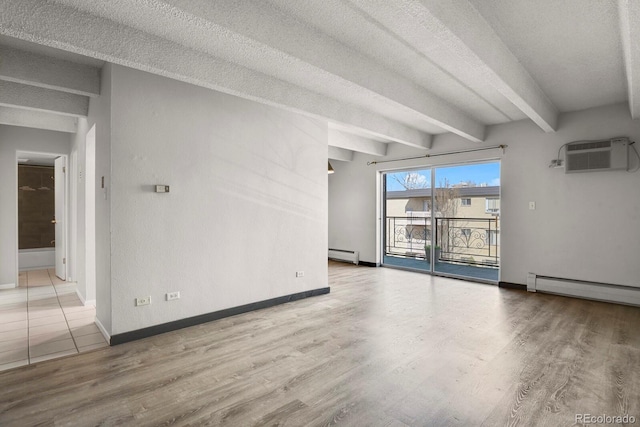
(382, 161, 500, 283)
(0, 144, 106, 372)
(16, 152, 67, 279)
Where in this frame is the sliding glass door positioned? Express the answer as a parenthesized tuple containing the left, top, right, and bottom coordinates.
(382, 162, 500, 283)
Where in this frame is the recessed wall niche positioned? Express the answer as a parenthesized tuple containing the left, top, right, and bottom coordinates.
(18, 165, 55, 250)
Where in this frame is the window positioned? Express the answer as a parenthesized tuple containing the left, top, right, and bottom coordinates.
(461, 198, 471, 206)
(485, 198, 500, 214)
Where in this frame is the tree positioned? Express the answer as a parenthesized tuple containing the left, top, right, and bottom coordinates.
(434, 178, 458, 218)
(390, 171, 429, 190)
(434, 178, 460, 255)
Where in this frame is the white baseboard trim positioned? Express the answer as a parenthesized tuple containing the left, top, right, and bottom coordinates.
(18, 265, 55, 272)
(95, 317, 111, 345)
(75, 288, 86, 305)
(0, 283, 16, 290)
(75, 288, 96, 307)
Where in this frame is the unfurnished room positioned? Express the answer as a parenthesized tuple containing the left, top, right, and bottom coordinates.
(0, 1, 639, 426)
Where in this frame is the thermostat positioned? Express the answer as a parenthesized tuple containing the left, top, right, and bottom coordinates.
(155, 185, 170, 193)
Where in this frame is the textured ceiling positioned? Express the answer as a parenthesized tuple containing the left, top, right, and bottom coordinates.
(0, 0, 637, 157)
(470, 0, 627, 113)
(0, 35, 104, 68)
(266, 0, 526, 125)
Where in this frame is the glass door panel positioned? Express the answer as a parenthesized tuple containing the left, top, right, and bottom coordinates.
(383, 169, 432, 272)
(433, 163, 500, 282)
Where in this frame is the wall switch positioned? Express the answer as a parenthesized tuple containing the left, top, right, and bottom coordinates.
(529, 201, 536, 210)
(296, 271, 305, 278)
(166, 291, 180, 301)
(136, 296, 151, 306)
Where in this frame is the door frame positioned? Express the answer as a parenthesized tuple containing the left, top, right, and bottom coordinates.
(15, 151, 69, 284)
(379, 159, 501, 283)
(379, 165, 434, 272)
(54, 155, 67, 280)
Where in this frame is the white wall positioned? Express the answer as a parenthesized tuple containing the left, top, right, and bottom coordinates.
(329, 103, 640, 287)
(86, 63, 113, 332)
(70, 118, 88, 302)
(0, 125, 71, 287)
(84, 124, 96, 305)
(107, 65, 328, 335)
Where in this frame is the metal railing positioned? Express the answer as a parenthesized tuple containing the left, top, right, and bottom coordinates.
(385, 216, 432, 259)
(385, 216, 500, 269)
(435, 217, 499, 267)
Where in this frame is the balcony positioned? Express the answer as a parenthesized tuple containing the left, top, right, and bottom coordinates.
(384, 216, 499, 282)
(401, 211, 441, 226)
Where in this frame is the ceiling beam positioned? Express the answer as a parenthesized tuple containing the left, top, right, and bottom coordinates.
(0, 45, 100, 97)
(145, 0, 484, 142)
(0, 106, 77, 132)
(0, 80, 89, 117)
(349, 0, 558, 133)
(50, 0, 476, 144)
(619, 0, 640, 119)
(328, 146, 354, 162)
(0, 0, 431, 149)
(328, 128, 388, 157)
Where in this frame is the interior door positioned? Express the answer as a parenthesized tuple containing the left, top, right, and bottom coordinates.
(54, 156, 66, 280)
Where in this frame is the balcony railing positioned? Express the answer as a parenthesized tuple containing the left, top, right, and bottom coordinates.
(385, 216, 432, 258)
(385, 216, 499, 268)
(436, 217, 499, 267)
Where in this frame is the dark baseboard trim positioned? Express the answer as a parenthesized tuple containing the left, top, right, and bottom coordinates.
(110, 287, 330, 346)
(499, 281, 527, 291)
(358, 261, 378, 267)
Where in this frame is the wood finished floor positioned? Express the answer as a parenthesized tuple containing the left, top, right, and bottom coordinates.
(1, 261, 639, 426)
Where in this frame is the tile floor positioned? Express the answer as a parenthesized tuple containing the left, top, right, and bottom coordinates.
(0, 269, 108, 372)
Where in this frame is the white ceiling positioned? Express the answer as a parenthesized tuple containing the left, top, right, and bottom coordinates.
(0, 0, 637, 159)
(0, 35, 104, 68)
(470, 0, 627, 112)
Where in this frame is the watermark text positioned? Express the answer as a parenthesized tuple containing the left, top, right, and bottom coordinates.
(576, 414, 636, 424)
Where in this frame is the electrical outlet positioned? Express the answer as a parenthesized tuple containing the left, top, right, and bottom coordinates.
(166, 291, 180, 301)
(529, 201, 536, 210)
(296, 271, 305, 278)
(135, 296, 151, 306)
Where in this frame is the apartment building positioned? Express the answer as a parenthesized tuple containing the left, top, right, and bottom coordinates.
(385, 185, 500, 219)
(385, 185, 500, 266)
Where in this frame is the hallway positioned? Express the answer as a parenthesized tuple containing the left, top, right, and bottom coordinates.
(0, 269, 107, 372)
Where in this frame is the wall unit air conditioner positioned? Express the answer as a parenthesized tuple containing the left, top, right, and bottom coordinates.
(565, 137, 628, 173)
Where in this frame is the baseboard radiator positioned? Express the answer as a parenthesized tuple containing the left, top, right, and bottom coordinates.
(328, 249, 359, 265)
(527, 273, 640, 307)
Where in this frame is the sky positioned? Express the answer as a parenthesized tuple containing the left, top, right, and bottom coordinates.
(386, 162, 500, 191)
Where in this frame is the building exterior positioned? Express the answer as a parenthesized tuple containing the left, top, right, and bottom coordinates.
(385, 186, 500, 265)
